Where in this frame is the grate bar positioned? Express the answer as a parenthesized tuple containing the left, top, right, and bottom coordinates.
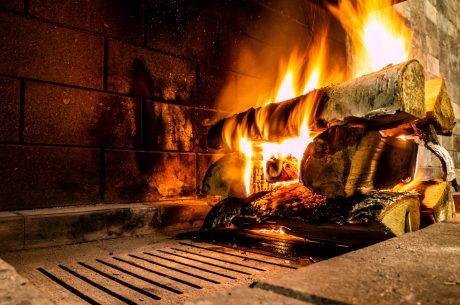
(59, 265, 137, 305)
(170, 247, 266, 271)
(158, 249, 252, 275)
(143, 252, 237, 279)
(128, 254, 220, 284)
(179, 242, 297, 269)
(94, 260, 182, 295)
(37, 267, 102, 305)
(79, 262, 163, 299)
(113, 256, 202, 289)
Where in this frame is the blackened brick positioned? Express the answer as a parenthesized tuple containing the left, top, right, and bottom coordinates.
(0, 77, 20, 142)
(142, 101, 194, 151)
(29, 0, 143, 45)
(0, 0, 23, 12)
(105, 150, 196, 202)
(193, 108, 226, 152)
(0, 13, 104, 89)
(107, 40, 197, 104)
(146, 1, 220, 63)
(0, 145, 100, 210)
(199, 65, 237, 110)
(24, 82, 141, 148)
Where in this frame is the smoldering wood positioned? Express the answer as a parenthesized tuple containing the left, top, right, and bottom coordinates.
(300, 126, 418, 198)
(208, 60, 425, 150)
(202, 183, 420, 246)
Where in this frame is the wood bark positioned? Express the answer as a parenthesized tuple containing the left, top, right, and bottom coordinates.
(208, 60, 425, 150)
(300, 126, 419, 198)
(202, 183, 420, 246)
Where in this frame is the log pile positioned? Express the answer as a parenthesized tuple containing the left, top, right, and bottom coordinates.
(202, 60, 457, 245)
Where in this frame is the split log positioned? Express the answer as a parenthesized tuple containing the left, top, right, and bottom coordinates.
(300, 126, 418, 198)
(411, 180, 456, 223)
(202, 183, 420, 246)
(201, 154, 246, 198)
(418, 78, 456, 135)
(208, 60, 425, 150)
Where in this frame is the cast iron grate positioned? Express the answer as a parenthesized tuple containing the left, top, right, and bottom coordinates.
(33, 240, 302, 305)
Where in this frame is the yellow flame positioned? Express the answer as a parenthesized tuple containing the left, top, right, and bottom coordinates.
(327, 0, 411, 77)
(228, 0, 412, 196)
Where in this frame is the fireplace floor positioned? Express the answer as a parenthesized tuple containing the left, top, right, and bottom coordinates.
(0, 231, 336, 305)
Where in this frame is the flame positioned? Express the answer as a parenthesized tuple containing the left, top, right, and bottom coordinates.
(227, 0, 412, 197)
(327, 0, 412, 77)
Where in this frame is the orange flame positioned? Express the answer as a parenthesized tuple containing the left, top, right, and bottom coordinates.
(327, 0, 412, 77)
(227, 0, 412, 196)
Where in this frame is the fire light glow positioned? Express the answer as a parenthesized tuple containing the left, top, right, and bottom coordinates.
(229, 0, 412, 196)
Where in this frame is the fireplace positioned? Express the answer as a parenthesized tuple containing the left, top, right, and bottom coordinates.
(0, 0, 459, 304)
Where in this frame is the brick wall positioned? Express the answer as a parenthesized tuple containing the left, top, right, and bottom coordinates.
(0, 0, 344, 210)
(394, 0, 460, 182)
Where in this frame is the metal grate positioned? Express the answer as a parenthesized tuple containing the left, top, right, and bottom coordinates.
(22, 239, 306, 305)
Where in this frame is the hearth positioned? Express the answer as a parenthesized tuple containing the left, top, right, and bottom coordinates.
(0, 0, 459, 304)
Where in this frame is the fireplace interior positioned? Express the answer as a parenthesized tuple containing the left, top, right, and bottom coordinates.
(0, 0, 460, 304)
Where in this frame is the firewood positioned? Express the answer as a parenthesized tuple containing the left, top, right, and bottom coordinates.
(418, 78, 456, 135)
(411, 180, 456, 223)
(300, 125, 418, 198)
(208, 60, 425, 150)
(201, 154, 246, 198)
(202, 183, 420, 246)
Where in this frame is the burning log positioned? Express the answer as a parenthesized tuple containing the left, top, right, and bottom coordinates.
(202, 183, 420, 246)
(300, 126, 418, 198)
(208, 60, 425, 150)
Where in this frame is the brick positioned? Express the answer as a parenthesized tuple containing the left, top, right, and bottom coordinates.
(143, 101, 194, 151)
(145, 1, 220, 63)
(193, 108, 226, 152)
(199, 65, 238, 111)
(29, 0, 143, 45)
(0, 212, 24, 250)
(0, 145, 100, 210)
(24, 82, 141, 148)
(107, 40, 197, 104)
(105, 150, 196, 202)
(193, 0, 265, 38)
(0, 0, 23, 12)
(0, 77, 20, 142)
(0, 13, 104, 89)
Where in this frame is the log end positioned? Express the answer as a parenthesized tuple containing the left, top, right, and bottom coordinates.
(401, 59, 426, 119)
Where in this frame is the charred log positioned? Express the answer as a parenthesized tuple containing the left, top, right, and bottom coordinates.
(208, 60, 425, 150)
(300, 126, 418, 198)
(202, 183, 420, 246)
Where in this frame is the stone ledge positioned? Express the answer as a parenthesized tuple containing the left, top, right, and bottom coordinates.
(0, 258, 53, 305)
(186, 221, 460, 305)
(0, 201, 212, 251)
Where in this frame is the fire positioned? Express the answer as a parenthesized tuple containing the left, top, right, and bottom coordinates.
(228, 0, 412, 197)
(327, 0, 412, 77)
